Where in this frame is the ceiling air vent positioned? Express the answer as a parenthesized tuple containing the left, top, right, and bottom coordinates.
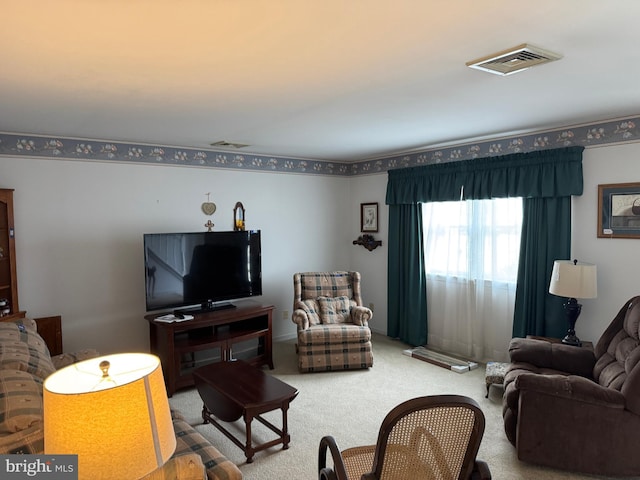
(210, 140, 250, 149)
(466, 43, 562, 76)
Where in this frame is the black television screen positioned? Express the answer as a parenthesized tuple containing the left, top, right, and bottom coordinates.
(144, 230, 262, 312)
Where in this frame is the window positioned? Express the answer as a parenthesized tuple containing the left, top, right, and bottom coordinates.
(423, 197, 523, 283)
(422, 197, 523, 362)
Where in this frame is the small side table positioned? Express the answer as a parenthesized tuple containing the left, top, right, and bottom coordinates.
(485, 361, 509, 398)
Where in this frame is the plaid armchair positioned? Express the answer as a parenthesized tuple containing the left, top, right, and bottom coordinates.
(292, 271, 373, 373)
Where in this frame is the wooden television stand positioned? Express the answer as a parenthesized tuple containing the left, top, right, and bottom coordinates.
(145, 300, 274, 396)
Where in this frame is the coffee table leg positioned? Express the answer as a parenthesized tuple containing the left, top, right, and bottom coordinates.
(201, 405, 210, 424)
(282, 403, 290, 449)
(244, 411, 255, 463)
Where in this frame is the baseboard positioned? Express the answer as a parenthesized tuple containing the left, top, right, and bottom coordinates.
(273, 332, 297, 342)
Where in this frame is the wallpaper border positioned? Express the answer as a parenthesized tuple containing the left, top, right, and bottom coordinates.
(0, 116, 637, 176)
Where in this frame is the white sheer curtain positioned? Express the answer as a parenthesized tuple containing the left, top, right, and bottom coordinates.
(422, 197, 522, 363)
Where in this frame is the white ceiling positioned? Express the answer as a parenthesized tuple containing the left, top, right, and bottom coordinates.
(1, 1, 639, 162)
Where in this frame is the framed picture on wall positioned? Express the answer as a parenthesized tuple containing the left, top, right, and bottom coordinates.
(360, 202, 379, 232)
(598, 182, 640, 238)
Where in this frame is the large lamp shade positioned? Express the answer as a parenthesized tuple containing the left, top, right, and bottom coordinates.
(549, 259, 597, 346)
(44, 353, 176, 480)
(549, 260, 597, 299)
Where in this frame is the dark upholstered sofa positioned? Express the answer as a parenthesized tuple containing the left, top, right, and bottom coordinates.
(503, 295, 640, 476)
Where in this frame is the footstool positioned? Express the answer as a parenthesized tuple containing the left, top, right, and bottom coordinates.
(485, 361, 509, 398)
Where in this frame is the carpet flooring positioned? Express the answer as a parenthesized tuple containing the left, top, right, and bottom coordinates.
(169, 334, 625, 480)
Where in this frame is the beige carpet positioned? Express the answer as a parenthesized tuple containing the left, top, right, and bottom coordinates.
(169, 334, 623, 480)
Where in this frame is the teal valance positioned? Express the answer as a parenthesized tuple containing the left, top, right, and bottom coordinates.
(386, 146, 584, 204)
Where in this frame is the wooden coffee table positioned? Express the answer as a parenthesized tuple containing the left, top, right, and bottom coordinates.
(193, 360, 298, 463)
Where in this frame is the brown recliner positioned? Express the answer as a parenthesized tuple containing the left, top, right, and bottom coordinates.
(502, 295, 640, 476)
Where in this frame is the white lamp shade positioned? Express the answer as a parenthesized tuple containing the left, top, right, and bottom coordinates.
(44, 353, 176, 480)
(549, 260, 598, 299)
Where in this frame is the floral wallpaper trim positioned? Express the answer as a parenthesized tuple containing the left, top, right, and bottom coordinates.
(0, 116, 637, 176)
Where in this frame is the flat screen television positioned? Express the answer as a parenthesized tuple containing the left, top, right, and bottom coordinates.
(143, 230, 262, 313)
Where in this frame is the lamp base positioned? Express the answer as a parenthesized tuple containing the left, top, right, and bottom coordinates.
(561, 298, 583, 347)
(561, 333, 582, 347)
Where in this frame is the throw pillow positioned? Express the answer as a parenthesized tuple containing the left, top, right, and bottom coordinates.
(299, 299, 321, 326)
(0, 321, 47, 352)
(0, 341, 56, 380)
(317, 296, 352, 324)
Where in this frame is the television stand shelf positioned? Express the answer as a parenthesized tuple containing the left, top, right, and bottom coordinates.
(145, 300, 274, 397)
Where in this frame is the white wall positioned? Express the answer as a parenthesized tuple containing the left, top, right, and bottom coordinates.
(1, 141, 637, 355)
(348, 173, 388, 334)
(572, 143, 640, 344)
(0, 156, 351, 353)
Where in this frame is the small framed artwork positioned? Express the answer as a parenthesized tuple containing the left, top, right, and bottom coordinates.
(598, 182, 640, 238)
(361, 202, 379, 232)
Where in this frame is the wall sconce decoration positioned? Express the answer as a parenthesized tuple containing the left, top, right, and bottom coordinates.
(353, 234, 382, 252)
(233, 202, 245, 231)
(201, 192, 217, 216)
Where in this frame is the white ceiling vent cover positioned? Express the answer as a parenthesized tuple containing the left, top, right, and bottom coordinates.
(466, 43, 562, 76)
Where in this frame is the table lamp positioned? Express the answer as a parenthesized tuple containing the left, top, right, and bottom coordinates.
(548, 259, 597, 346)
(44, 353, 176, 480)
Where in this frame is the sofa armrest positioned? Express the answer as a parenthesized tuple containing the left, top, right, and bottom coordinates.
(51, 349, 100, 370)
(140, 453, 205, 480)
(292, 309, 310, 330)
(513, 372, 640, 474)
(351, 306, 372, 326)
(172, 417, 242, 480)
(515, 373, 625, 408)
(508, 338, 595, 377)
